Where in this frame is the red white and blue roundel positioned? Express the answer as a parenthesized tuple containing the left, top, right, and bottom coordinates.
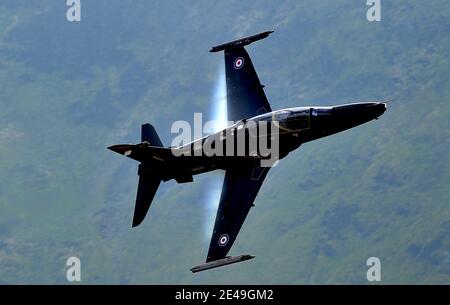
(218, 234, 229, 246)
(234, 57, 244, 69)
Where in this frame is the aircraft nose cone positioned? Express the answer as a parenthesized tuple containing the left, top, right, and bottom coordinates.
(333, 102, 386, 118)
(369, 102, 387, 118)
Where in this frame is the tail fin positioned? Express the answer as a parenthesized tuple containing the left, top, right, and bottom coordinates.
(132, 124, 164, 227)
(133, 163, 161, 227)
(107, 124, 166, 227)
(141, 123, 163, 147)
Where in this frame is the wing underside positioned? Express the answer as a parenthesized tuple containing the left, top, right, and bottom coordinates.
(207, 165, 269, 262)
(224, 46, 272, 122)
(202, 32, 274, 264)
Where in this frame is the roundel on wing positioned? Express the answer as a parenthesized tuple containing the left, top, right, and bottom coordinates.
(234, 57, 244, 69)
(218, 234, 229, 246)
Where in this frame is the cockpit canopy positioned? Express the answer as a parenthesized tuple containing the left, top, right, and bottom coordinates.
(250, 108, 309, 132)
(247, 106, 332, 133)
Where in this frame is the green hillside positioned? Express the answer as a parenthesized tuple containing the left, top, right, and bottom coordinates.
(0, 1, 449, 284)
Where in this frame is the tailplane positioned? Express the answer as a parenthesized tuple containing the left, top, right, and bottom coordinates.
(107, 123, 171, 163)
(108, 123, 165, 227)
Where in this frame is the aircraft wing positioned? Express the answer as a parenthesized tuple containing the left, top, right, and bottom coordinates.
(223, 45, 272, 122)
(206, 165, 270, 262)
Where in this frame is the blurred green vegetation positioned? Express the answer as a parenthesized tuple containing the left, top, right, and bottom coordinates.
(0, 0, 449, 284)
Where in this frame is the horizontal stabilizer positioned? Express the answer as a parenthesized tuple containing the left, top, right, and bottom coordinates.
(190, 254, 255, 273)
(108, 143, 172, 163)
(108, 144, 134, 155)
(210, 30, 274, 53)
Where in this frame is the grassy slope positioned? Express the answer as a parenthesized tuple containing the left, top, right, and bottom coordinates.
(0, 0, 449, 284)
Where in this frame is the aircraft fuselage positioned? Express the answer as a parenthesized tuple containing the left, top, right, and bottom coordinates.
(107, 30, 388, 270)
(161, 101, 387, 181)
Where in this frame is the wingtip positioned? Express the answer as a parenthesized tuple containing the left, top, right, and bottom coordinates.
(210, 30, 275, 53)
(131, 202, 143, 227)
(191, 254, 255, 273)
(132, 211, 146, 227)
(132, 217, 143, 228)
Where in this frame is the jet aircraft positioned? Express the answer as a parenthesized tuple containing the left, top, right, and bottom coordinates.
(108, 31, 386, 272)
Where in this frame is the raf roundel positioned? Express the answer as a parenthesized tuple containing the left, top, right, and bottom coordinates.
(218, 234, 229, 246)
(234, 57, 244, 69)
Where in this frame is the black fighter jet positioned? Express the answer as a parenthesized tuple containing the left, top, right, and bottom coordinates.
(108, 31, 386, 272)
